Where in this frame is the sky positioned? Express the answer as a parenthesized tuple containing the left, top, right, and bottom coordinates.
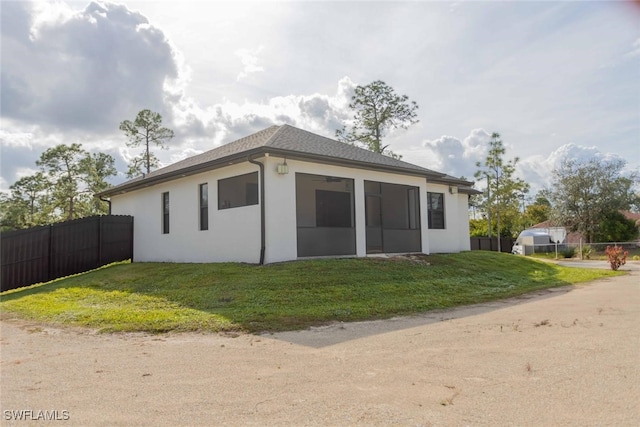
(1, 0, 639, 199)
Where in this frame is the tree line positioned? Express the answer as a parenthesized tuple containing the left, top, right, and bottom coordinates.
(470, 136, 639, 244)
(1, 110, 173, 231)
(0, 144, 116, 229)
(340, 81, 640, 243)
(2, 82, 639, 241)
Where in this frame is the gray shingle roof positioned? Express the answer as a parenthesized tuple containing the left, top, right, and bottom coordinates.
(265, 125, 442, 175)
(100, 124, 473, 196)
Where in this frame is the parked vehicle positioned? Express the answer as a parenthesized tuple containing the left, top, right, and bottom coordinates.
(511, 227, 567, 255)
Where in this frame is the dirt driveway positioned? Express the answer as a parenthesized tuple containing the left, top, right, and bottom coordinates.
(1, 273, 638, 426)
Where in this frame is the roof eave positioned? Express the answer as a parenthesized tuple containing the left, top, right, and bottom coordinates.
(264, 147, 447, 180)
(98, 147, 449, 198)
(458, 187, 483, 195)
(97, 147, 266, 197)
(428, 175, 476, 187)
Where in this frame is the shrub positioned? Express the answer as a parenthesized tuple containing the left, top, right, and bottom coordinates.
(580, 245, 593, 260)
(605, 245, 628, 271)
(561, 247, 576, 259)
(633, 255, 640, 261)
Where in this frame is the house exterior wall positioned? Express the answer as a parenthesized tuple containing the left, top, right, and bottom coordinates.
(111, 163, 261, 263)
(455, 193, 472, 251)
(262, 156, 430, 263)
(111, 155, 472, 264)
(262, 156, 298, 263)
(424, 183, 472, 253)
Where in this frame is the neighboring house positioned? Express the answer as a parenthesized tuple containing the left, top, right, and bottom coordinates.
(98, 124, 478, 264)
(621, 211, 640, 228)
(622, 211, 640, 246)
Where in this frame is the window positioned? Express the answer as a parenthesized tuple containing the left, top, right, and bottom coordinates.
(218, 172, 259, 210)
(295, 173, 356, 257)
(315, 190, 352, 227)
(366, 181, 420, 230)
(407, 187, 420, 229)
(161, 192, 170, 234)
(427, 192, 445, 229)
(199, 183, 208, 230)
(364, 180, 421, 254)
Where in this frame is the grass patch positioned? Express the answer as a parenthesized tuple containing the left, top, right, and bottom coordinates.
(0, 252, 622, 333)
(532, 246, 640, 260)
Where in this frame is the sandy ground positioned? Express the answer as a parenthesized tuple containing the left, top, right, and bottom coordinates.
(1, 271, 639, 426)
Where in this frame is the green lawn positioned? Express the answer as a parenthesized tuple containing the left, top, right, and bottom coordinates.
(0, 252, 623, 333)
(532, 246, 640, 261)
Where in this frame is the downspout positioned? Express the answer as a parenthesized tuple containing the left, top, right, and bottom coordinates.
(248, 154, 266, 265)
(99, 196, 112, 215)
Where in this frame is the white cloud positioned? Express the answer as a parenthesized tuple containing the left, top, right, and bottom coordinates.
(405, 131, 634, 197)
(1, 1, 180, 132)
(518, 143, 629, 195)
(14, 167, 40, 180)
(0, 122, 72, 151)
(235, 46, 265, 81)
(0, 129, 35, 149)
(170, 147, 203, 164)
(625, 38, 640, 58)
(414, 129, 492, 179)
(29, 1, 76, 40)
(167, 76, 356, 150)
(546, 143, 621, 167)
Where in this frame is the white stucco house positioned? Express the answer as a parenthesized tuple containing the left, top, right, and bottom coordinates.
(98, 124, 478, 264)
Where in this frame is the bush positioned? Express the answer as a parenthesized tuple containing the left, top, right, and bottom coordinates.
(580, 245, 593, 260)
(633, 255, 640, 261)
(561, 247, 576, 259)
(605, 245, 628, 271)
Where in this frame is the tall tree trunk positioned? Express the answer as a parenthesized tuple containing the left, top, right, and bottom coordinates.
(145, 133, 151, 174)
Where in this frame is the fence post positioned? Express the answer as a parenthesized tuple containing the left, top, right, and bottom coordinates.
(130, 216, 135, 263)
(579, 238, 582, 260)
(98, 216, 103, 266)
(47, 224, 53, 282)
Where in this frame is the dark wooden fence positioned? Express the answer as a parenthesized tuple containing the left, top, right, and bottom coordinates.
(1, 215, 133, 292)
(470, 237, 515, 253)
